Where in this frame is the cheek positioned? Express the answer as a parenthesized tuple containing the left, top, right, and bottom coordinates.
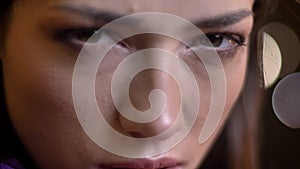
(2, 16, 92, 168)
(224, 50, 248, 107)
(3, 5, 80, 123)
(179, 47, 248, 123)
(4, 20, 76, 129)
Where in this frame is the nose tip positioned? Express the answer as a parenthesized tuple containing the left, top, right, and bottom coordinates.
(119, 111, 175, 138)
(119, 69, 181, 138)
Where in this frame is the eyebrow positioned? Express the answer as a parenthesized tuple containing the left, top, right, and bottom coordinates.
(51, 5, 252, 28)
(194, 9, 253, 28)
(50, 5, 123, 22)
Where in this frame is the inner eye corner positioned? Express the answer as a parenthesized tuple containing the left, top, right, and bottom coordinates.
(117, 40, 131, 48)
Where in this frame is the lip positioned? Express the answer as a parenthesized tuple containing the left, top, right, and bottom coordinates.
(99, 157, 183, 169)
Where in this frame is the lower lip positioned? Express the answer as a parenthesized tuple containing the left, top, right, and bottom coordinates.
(98, 160, 183, 169)
(98, 162, 183, 169)
(99, 165, 182, 169)
(167, 165, 183, 169)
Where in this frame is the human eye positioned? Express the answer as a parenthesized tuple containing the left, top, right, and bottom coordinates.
(187, 32, 247, 57)
(56, 27, 130, 49)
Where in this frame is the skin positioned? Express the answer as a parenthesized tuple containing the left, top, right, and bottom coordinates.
(2, 0, 254, 168)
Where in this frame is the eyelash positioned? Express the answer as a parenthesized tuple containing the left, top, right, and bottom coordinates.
(186, 32, 247, 58)
(56, 28, 247, 57)
(56, 27, 102, 45)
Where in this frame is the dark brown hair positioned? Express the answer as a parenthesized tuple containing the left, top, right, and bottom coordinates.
(0, 0, 15, 154)
(0, 0, 15, 49)
(0, 1, 35, 167)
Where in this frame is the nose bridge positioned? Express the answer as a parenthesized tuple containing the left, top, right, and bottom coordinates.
(119, 47, 182, 138)
(134, 34, 179, 51)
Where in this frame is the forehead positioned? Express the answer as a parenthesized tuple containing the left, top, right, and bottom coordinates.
(23, 0, 254, 20)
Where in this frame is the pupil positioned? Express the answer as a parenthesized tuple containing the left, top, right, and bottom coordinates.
(207, 34, 223, 47)
(77, 30, 96, 42)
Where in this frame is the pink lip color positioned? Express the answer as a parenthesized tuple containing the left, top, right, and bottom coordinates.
(99, 157, 183, 169)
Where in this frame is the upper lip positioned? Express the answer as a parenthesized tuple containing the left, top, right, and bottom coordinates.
(99, 157, 182, 169)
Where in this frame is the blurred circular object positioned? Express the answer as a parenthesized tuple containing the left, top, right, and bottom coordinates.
(272, 72, 300, 129)
(259, 23, 300, 87)
(261, 32, 282, 88)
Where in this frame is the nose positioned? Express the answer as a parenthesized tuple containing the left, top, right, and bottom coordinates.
(119, 68, 182, 138)
(107, 34, 184, 138)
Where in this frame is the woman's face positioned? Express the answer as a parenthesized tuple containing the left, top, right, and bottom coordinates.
(3, 0, 254, 168)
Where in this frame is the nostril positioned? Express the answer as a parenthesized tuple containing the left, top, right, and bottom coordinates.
(119, 113, 179, 139)
(128, 131, 147, 138)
